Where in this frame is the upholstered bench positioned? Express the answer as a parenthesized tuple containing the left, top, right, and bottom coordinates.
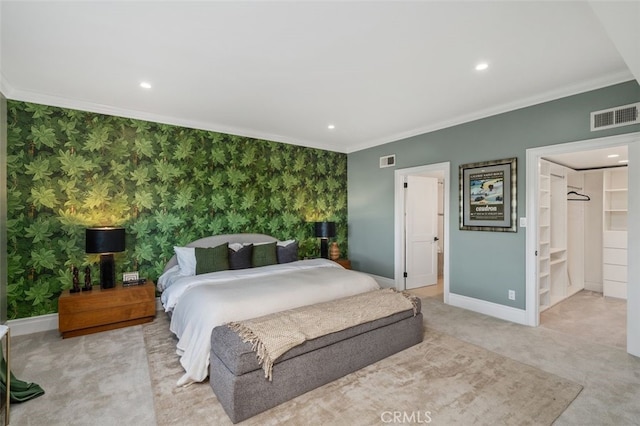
(210, 299, 423, 423)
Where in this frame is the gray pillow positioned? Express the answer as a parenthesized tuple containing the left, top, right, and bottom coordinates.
(277, 241, 298, 264)
(228, 244, 253, 270)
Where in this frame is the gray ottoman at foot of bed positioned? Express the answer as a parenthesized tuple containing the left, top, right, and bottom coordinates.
(210, 300, 424, 423)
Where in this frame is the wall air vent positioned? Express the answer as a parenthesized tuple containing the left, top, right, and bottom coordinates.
(590, 102, 640, 131)
(379, 154, 396, 168)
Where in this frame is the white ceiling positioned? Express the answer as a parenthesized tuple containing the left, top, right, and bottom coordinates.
(544, 145, 628, 170)
(1, 1, 638, 154)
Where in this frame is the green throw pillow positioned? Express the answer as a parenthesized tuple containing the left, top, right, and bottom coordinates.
(252, 242, 277, 267)
(195, 243, 229, 275)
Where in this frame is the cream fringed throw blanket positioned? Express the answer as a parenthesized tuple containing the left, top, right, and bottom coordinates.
(227, 288, 418, 381)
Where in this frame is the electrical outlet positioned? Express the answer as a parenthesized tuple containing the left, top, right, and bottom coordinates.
(508, 290, 516, 300)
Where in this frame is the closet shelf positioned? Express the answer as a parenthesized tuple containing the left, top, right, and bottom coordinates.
(549, 247, 566, 254)
(550, 259, 566, 266)
(539, 288, 550, 295)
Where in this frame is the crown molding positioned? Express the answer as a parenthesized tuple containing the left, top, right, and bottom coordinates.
(346, 71, 636, 153)
(4, 85, 348, 154)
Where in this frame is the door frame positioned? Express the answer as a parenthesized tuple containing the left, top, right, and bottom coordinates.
(525, 131, 639, 356)
(394, 162, 450, 303)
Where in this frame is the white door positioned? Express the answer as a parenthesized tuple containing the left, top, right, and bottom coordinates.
(405, 175, 438, 289)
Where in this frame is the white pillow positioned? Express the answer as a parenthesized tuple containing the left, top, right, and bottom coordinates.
(157, 265, 181, 291)
(228, 243, 244, 252)
(277, 239, 296, 247)
(174, 246, 196, 276)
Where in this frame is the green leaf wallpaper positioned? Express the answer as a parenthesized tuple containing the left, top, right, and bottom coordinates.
(5, 101, 348, 320)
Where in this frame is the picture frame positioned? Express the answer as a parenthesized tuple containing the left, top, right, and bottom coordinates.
(459, 157, 517, 232)
(122, 271, 139, 283)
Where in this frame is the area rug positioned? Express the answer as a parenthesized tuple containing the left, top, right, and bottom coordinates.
(143, 314, 582, 425)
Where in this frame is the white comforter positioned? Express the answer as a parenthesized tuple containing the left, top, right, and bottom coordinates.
(159, 258, 380, 386)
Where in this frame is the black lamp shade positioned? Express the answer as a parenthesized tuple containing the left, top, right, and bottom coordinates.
(314, 222, 336, 238)
(314, 222, 336, 258)
(86, 227, 125, 290)
(86, 227, 126, 254)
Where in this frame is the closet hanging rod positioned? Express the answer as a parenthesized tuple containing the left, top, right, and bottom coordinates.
(551, 173, 565, 179)
(567, 185, 583, 190)
(567, 190, 590, 201)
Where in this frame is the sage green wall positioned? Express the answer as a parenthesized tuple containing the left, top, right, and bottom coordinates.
(348, 80, 640, 309)
(6, 101, 347, 320)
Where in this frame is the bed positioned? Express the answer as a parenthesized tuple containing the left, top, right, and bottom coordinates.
(158, 233, 380, 386)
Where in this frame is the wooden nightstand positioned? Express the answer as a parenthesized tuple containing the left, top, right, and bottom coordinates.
(334, 259, 351, 269)
(58, 281, 156, 338)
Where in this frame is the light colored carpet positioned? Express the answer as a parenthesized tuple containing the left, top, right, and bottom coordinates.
(540, 290, 626, 349)
(143, 314, 582, 425)
(9, 326, 156, 425)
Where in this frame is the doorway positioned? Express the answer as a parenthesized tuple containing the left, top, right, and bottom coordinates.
(394, 162, 450, 303)
(525, 131, 639, 357)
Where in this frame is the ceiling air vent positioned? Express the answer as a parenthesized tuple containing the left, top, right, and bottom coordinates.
(380, 154, 396, 168)
(590, 102, 640, 131)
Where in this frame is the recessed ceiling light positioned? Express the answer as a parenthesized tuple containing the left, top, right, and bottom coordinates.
(475, 62, 489, 71)
(140, 82, 152, 89)
(327, 124, 336, 130)
(618, 159, 628, 164)
(607, 154, 620, 158)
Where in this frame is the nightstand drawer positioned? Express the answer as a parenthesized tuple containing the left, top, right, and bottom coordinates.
(58, 282, 155, 338)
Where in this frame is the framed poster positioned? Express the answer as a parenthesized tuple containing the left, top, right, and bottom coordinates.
(459, 157, 517, 232)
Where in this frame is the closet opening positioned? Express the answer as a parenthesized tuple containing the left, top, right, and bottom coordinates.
(536, 147, 627, 349)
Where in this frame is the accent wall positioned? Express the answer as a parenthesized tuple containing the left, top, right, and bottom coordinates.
(5, 101, 347, 319)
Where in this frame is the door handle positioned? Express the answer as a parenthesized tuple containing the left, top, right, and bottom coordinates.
(433, 237, 440, 242)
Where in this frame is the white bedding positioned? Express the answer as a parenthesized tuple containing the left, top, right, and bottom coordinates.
(159, 258, 380, 386)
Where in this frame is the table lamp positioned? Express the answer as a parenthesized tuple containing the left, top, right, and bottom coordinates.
(314, 221, 336, 259)
(86, 227, 125, 289)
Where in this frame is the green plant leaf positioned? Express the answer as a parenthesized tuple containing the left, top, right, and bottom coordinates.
(210, 193, 227, 210)
(25, 280, 53, 306)
(30, 185, 58, 209)
(134, 242, 155, 262)
(83, 181, 112, 209)
(31, 247, 57, 272)
(131, 166, 152, 186)
(134, 190, 155, 210)
(154, 211, 184, 233)
(31, 124, 57, 148)
(174, 186, 194, 210)
(25, 217, 54, 243)
(58, 149, 97, 178)
(173, 137, 194, 161)
(84, 125, 112, 151)
(25, 103, 53, 119)
(134, 137, 154, 158)
(227, 167, 248, 187)
(226, 211, 249, 232)
(25, 156, 53, 180)
(154, 159, 182, 182)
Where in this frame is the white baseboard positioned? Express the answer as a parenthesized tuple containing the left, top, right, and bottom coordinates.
(367, 273, 395, 289)
(448, 292, 529, 326)
(7, 297, 164, 337)
(7, 313, 58, 337)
